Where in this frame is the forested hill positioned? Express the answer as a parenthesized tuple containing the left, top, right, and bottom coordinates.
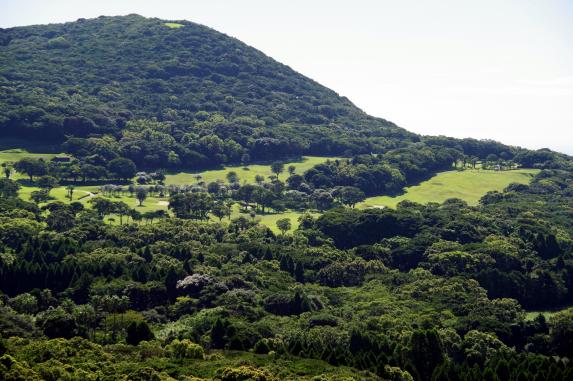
(0, 14, 416, 160)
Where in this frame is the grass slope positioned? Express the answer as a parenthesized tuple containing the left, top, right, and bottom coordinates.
(213, 204, 317, 233)
(165, 156, 342, 185)
(17, 185, 99, 204)
(360, 169, 540, 208)
(0, 148, 68, 165)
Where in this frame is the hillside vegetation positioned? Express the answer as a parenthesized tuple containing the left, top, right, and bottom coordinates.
(0, 14, 414, 169)
(2, 164, 573, 380)
(2, 14, 573, 381)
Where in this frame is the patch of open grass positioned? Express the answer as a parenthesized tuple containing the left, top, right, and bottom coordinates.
(10, 148, 540, 232)
(0, 138, 63, 153)
(165, 156, 344, 185)
(164, 22, 184, 28)
(102, 193, 169, 212)
(17, 184, 99, 205)
(209, 203, 319, 234)
(1, 147, 71, 181)
(0, 148, 69, 166)
(254, 211, 309, 233)
(524, 307, 571, 321)
(216, 204, 317, 233)
(359, 169, 540, 208)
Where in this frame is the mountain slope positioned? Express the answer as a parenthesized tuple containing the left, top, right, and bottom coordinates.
(0, 14, 416, 165)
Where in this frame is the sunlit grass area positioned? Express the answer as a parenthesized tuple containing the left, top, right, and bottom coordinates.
(211, 203, 317, 233)
(17, 185, 100, 204)
(0, 148, 68, 165)
(164, 156, 344, 185)
(525, 308, 570, 321)
(359, 169, 540, 208)
(164, 22, 184, 28)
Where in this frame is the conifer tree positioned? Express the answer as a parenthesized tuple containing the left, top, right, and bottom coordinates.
(294, 263, 305, 282)
(211, 318, 227, 349)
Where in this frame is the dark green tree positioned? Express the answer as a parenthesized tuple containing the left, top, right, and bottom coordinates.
(126, 321, 154, 345)
(14, 158, 47, 181)
(0, 178, 20, 198)
(211, 318, 227, 349)
(108, 158, 137, 180)
(408, 329, 445, 381)
(271, 162, 285, 179)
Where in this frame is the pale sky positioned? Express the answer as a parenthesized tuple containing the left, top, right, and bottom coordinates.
(1, 0, 572, 154)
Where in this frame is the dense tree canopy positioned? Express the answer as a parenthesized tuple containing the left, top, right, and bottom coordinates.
(0, 167, 573, 379)
(0, 14, 417, 166)
(2, 13, 573, 381)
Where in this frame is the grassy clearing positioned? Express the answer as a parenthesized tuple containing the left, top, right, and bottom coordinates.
(18, 185, 100, 205)
(255, 211, 315, 233)
(524, 306, 571, 321)
(359, 169, 540, 209)
(165, 156, 343, 185)
(103, 193, 169, 213)
(1, 147, 71, 181)
(0, 148, 69, 165)
(213, 204, 317, 233)
(525, 311, 557, 321)
(164, 23, 184, 28)
(0, 138, 63, 154)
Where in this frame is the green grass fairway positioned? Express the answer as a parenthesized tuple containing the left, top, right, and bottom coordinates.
(256, 211, 318, 233)
(18, 185, 100, 205)
(103, 193, 170, 213)
(165, 156, 343, 185)
(0, 138, 63, 154)
(213, 204, 318, 233)
(9, 148, 539, 231)
(164, 22, 184, 28)
(359, 169, 540, 208)
(525, 307, 571, 321)
(1, 148, 71, 181)
(0, 148, 69, 165)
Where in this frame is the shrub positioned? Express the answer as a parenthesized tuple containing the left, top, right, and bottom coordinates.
(166, 339, 204, 360)
(253, 339, 270, 354)
(216, 366, 275, 381)
(47, 36, 71, 49)
(126, 321, 155, 346)
(0, 354, 41, 380)
(120, 367, 161, 381)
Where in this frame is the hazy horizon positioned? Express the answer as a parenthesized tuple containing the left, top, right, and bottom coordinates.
(1, 0, 572, 155)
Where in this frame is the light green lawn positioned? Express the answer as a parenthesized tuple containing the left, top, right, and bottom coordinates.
(18, 185, 100, 205)
(165, 156, 343, 185)
(103, 193, 169, 213)
(104, 201, 311, 232)
(525, 307, 571, 321)
(256, 211, 318, 233)
(525, 311, 556, 321)
(359, 169, 540, 209)
(214, 204, 317, 233)
(1, 148, 71, 181)
(0, 148, 69, 165)
(164, 22, 184, 28)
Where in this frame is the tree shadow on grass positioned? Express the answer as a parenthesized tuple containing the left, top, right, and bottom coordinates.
(0, 138, 63, 153)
